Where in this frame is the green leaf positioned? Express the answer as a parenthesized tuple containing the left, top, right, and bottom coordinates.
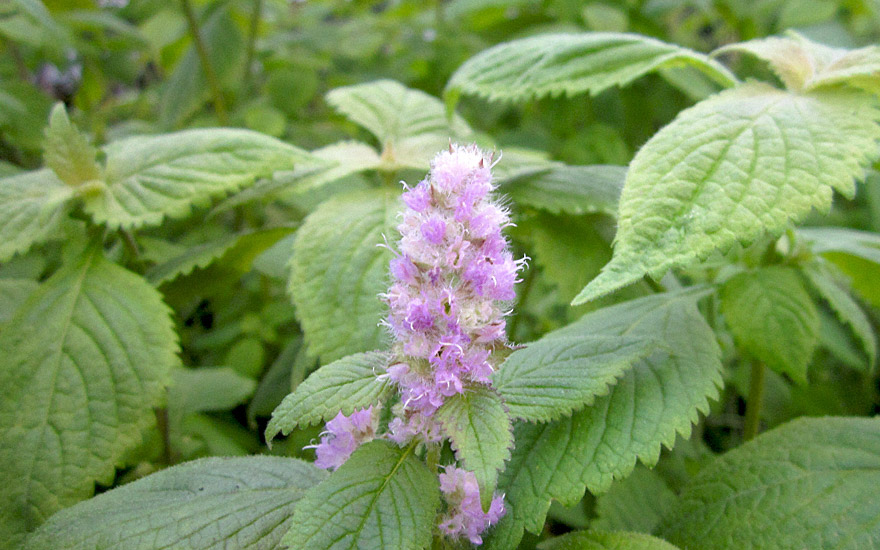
(0, 278, 39, 325)
(283, 440, 440, 550)
(212, 141, 381, 214)
(145, 227, 293, 286)
(158, 6, 243, 128)
(539, 531, 682, 550)
(446, 32, 736, 104)
(798, 227, 880, 264)
(716, 31, 880, 94)
(436, 386, 513, 510)
(0, 169, 73, 262)
(43, 104, 103, 187)
(574, 84, 880, 303)
(289, 188, 397, 363)
(591, 466, 677, 534)
(0, 0, 72, 51)
(327, 80, 471, 169)
(84, 129, 317, 229)
(500, 164, 626, 217)
(169, 367, 257, 420)
(799, 227, 880, 308)
(660, 416, 880, 550)
(802, 262, 876, 368)
(265, 351, 394, 443)
(721, 266, 819, 384)
(494, 334, 656, 422)
(24, 456, 326, 550)
(0, 247, 178, 544)
(487, 290, 722, 549)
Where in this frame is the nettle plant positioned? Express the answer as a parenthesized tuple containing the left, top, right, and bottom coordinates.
(1, 29, 879, 550)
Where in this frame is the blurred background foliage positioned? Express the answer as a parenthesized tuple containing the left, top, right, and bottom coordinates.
(2, 0, 879, 543)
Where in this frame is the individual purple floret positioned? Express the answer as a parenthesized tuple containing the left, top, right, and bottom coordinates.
(383, 144, 526, 430)
(310, 407, 377, 470)
(437, 466, 506, 545)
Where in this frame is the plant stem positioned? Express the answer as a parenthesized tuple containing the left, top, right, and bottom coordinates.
(155, 407, 173, 466)
(6, 39, 30, 81)
(181, 0, 228, 125)
(743, 361, 765, 441)
(242, 0, 263, 92)
(119, 229, 142, 266)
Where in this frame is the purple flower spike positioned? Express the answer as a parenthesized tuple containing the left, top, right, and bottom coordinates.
(311, 407, 377, 471)
(384, 143, 525, 441)
(438, 466, 505, 545)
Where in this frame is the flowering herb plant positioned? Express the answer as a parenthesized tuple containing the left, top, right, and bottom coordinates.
(1, 2, 880, 550)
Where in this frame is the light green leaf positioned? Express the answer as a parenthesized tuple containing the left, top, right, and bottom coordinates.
(289, 188, 396, 363)
(436, 386, 513, 510)
(494, 334, 656, 422)
(212, 141, 381, 214)
(500, 165, 626, 217)
(716, 31, 880, 94)
(660, 416, 880, 550)
(539, 531, 681, 550)
(575, 84, 880, 304)
(84, 129, 317, 229)
(43, 104, 103, 187)
(265, 351, 393, 443)
(284, 440, 440, 550)
(0, 278, 39, 324)
(721, 266, 819, 384)
(0, 169, 73, 261)
(592, 466, 677, 534)
(487, 290, 722, 549)
(24, 456, 326, 550)
(802, 262, 876, 368)
(0, 248, 178, 544)
(327, 80, 471, 169)
(446, 32, 736, 104)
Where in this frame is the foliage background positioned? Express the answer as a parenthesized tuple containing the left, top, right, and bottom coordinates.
(1, 0, 879, 549)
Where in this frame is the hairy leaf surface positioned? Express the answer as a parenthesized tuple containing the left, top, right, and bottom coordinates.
(660, 417, 880, 549)
(0, 248, 178, 544)
(446, 32, 736, 104)
(43, 104, 102, 187)
(494, 334, 656, 422)
(716, 32, 880, 94)
(436, 386, 513, 510)
(721, 266, 819, 383)
(25, 456, 326, 550)
(575, 84, 880, 303)
(0, 169, 73, 261)
(327, 80, 471, 169)
(500, 164, 626, 216)
(539, 531, 682, 550)
(84, 129, 317, 228)
(265, 351, 393, 442)
(284, 441, 440, 550)
(289, 188, 397, 362)
(213, 141, 381, 213)
(487, 290, 722, 549)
